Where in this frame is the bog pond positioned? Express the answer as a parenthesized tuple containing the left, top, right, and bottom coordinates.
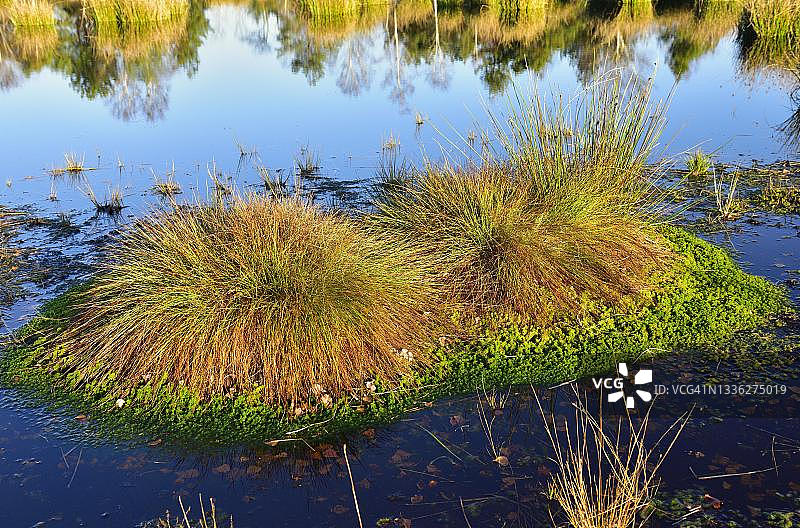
(1, 1, 800, 527)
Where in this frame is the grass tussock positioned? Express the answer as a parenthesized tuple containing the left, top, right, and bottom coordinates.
(538, 390, 689, 528)
(82, 183, 124, 215)
(371, 72, 672, 323)
(686, 149, 712, 176)
(52, 195, 441, 406)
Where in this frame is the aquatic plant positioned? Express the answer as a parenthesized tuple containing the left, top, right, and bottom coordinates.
(1, 227, 789, 443)
(295, 145, 320, 176)
(158, 495, 232, 528)
(0, 207, 25, 307)
(538, 389, 689, 528)
(81, 182, 124, 215)
(758, 177, 800, 214)
(152, 164, 181, 200)
(686, 149, 712, 176)
(371, 73, 672, 322)
(49, 195, 441, 406)
(50, 152, 89, 176)
(712, 170, 742, 221)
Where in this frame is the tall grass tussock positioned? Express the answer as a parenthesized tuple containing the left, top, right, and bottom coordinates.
(371, 73, 672, 323)
(52, 195, 440, 406)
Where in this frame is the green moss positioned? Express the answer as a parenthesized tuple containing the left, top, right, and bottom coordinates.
(0, 227, 790, 447)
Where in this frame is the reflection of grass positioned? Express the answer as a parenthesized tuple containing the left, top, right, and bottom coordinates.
(737, 33, 800, 86)
(741, 0, 800, 43)
(0, 0, 58, 68)
(83, 0, 189, 29)
(83, 0, 190, 60)
(3, 22, 58, 69)
(1, 0, 55, 27)
(295, 0, 384, 43)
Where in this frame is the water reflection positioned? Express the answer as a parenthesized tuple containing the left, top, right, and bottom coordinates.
(0, 1, 209, 120)
(2, 0, 798, 122)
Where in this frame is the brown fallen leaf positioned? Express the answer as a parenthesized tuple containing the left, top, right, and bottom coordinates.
(494, 455, 509, 467)
(391, 449, 412, 465)
(213, 464, 231, 474)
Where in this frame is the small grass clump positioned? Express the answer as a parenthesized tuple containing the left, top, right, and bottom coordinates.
(50, 153, 90, 176)
(49, 195, 440, 406)
(712, 170, 743, 221)
(82, 183, 124, 215)
(295, 145, 320, 176)
(371, 73, 672, 323)
(151, 164, 181, 201)
(686, 149, 712, 176)
(538, 390, 688, 528)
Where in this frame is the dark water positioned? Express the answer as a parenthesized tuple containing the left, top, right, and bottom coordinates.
(1, 1, 800, 526)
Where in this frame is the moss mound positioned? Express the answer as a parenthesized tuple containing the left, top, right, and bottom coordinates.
(0, 227, 790, 446)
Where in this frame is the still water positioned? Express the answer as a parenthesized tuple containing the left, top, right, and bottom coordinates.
(1, 1, 800, 526)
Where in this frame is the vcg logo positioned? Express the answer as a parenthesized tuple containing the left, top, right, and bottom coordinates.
(592, 362, 653, 409)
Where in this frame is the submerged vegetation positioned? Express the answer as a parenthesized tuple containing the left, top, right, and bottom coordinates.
(758, 177, 800, 213)
(0, 207, 25, 310)
(0, 73, 791, 443)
